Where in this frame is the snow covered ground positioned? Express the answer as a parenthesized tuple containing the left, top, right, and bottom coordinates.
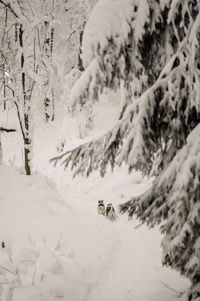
(0, 164, 189, 301)
(0, 98, 189, 301)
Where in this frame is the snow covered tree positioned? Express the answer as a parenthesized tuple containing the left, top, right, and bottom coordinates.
(0, 0, 91, 173)
(52, 0, 200, 299)
(0, 0, 34, 175)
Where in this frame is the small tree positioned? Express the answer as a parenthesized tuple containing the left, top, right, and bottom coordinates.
(52, 0, 200, 299)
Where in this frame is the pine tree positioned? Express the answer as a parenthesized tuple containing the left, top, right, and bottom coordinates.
(52, 0, 200, 298)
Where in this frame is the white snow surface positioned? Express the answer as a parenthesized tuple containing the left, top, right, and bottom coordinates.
(0, 98, 189, 300)
(0, 165, 189, 301)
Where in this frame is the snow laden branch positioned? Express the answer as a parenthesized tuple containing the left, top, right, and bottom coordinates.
(52, 63, 172, 176)
(52, 1, 200, 299)
(120, 124, 200, 287)
(69, 0, 150, 110)
(51, 37, 199, 178)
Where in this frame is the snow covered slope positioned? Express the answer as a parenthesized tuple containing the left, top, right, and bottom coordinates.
(0, 81, 189, 301)
(0, 165, 189, 301)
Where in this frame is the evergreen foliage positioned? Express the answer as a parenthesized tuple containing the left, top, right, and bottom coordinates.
(52, 0, 200, 299)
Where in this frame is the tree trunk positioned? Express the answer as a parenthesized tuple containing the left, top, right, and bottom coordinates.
(78, 29, 85, 72)
(44, 96, 50, 121)
(19, 24, 32, 175)
(1, 53, 6, 110)
(44, 88, 55, 122)
(24, 136, 31, 175)
(3, 63, 6, 110)
(43, 25, 55, 122)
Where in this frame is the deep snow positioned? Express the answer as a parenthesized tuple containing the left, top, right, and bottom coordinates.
(0, 163, 189, 301)
(0, 94, 189, 301)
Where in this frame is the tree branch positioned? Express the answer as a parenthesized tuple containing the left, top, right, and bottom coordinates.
(0, 0, 18, 19)
(66, 30, 75, 42)
(1, 85, 26, 139)
(159, 280, 185, 297)
(0, 266, 16, 276)
(0, 127, 16, 133)
(13, 99, 25, 139)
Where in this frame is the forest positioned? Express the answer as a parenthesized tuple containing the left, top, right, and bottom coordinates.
(0, 1, 199, 301)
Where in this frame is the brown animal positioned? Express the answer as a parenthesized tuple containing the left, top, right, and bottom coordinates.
(98, 200, 105, 216)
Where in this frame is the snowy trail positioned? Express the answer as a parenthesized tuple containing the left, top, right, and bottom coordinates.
(79, 218, 186, 301)
(55, 169, 189, 301)
(80, 223, 121, 301)
(82, 222, 122, 301)
(0, 166, 189, 301)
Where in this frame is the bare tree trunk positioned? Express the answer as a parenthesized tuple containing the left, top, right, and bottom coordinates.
(1, 52, 6, 110)
(78, 28, 85, 72)
(50, 28, 55, 121)
(24, 136, 31, 175)
(51, 88, 55, 121)
(19, 24, 31, 175)
(3, 63, 6, 110)
(3, 6, 8, 110)
(44, 89, 55, 122)
(43, 24, 55, 122)
(44, 96, 50, 121)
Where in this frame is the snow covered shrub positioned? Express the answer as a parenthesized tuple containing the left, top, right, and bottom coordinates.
(52, 0, 200, 298)
(0, 237, 69, 301)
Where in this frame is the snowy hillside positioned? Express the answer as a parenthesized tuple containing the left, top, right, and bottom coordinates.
(0, 164, 189, 301)
(0, 91, 190, 301)
(0, 0, 199, 300)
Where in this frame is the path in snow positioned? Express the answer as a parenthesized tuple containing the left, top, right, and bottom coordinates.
(0, 165, 189, 301)
(83, 220, 184, 301)
(54, 167, 190, 301)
